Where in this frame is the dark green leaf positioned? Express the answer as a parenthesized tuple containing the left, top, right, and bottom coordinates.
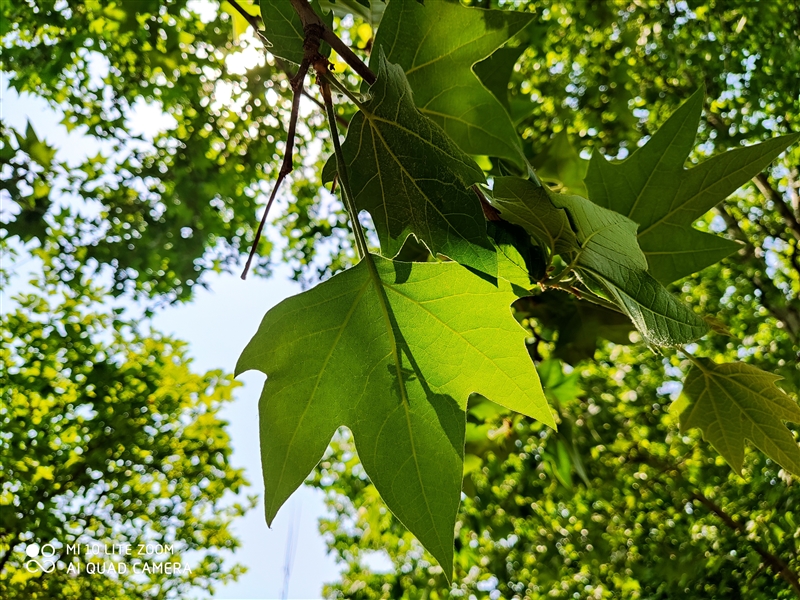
(489, 177, 578, 258)
(331, 50, 497, 275)
(680, 358, 800, 475)
(585, 88, 798, 283)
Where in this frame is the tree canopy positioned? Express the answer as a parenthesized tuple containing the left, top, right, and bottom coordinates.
(3, 0, 800, 597)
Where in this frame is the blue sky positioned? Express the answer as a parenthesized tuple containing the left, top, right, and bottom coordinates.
(2, 76, 343, 599)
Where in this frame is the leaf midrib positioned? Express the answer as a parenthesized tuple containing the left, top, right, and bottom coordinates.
(364, 255, 445, 554)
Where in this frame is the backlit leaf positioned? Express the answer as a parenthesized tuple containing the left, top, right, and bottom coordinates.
(330, 50, 497, 275)
(374, 0, 532, 166)
(552, 192, 709, 346)
(488, 177, 578, 258)
(236, 254, 553, 577)
(680, 358, 800, 475)
(257, 0, 332, 63)
(585, 88, 799, 283)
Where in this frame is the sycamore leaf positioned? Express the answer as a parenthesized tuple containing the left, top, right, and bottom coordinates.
(236, 254, 553, 578)
(330, 50, 497, 275)
(585, 88, 799, 283)
(552, 192, 709, 346)
(487, 177, 707, 346)
(257, 1, 332, 64)
(318, 0, 385, 28)
(15, 121, 57, 169)
(680, 358, 800, 475)
(584, 269, 708, 347)
(489, 177, 578, 258)
(373, 0, 532, 166)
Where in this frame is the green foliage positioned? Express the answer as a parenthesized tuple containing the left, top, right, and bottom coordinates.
(585, 89, 798, 284)
(315, 351, 800, 599)
(489, 177, 577, 259)
(6, 0, 800, 594)
(2, 0, 295, 300)
(679, 358, 800, 475)
(236, 253, 552, 575)
(0, 282, 250, 598)
(325, 50, 496, 274)
(550, 192, 709, 346)
(258, 0, 333, 63)
(374, 0, 532, 165)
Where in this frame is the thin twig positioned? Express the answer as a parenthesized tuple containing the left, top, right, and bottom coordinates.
(690, 490, 800, 596)
(717, 205, 800, 342)
(241, 59, 311, 279)
(225, 0, 269, 44)
(753, 172, 800, 243)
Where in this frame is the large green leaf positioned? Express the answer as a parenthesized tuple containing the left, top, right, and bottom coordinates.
(679, 358, 800, 475)
(487, 220, 545, 293)
(236, 254, 553, 577)
(585, 88, 799, 283)
(330, 50, 497, 275)
(373, 0, 532, 166)
(473, 45, 527, 111)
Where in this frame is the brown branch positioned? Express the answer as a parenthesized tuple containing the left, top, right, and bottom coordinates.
(718, 205, 800, 342)
(753, 172, 800, 243)
(241, 57, 312, 279)
(633, 448, 800, 598)
(691, 490, 800, 597)
(225, 0, 348, 126)
(289, 0, 376, 85)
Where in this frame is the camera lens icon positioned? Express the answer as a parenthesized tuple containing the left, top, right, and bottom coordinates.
(25, 543, 56, 573)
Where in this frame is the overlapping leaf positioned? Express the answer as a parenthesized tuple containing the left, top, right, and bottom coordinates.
(236, 254, 553, 577)
(489, 177, 578, 258)
(585, 88, 799, 283)
(319, 0, 385, 28)
(488, 177, 707, 346)
(329, 50, 497, 275)
(679, 358, 800, 475)
(551, 192, 709, 346)
(221, 0, 260, 41)
(531, 131, 589, 197)
(373, 0, 532, 166)
(487, 220, 545, 293)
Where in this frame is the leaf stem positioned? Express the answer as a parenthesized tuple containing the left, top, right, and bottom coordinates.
(320, 77, 369, 259)
(319, 71, 368, 110)
(677, 347, 708, 372)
